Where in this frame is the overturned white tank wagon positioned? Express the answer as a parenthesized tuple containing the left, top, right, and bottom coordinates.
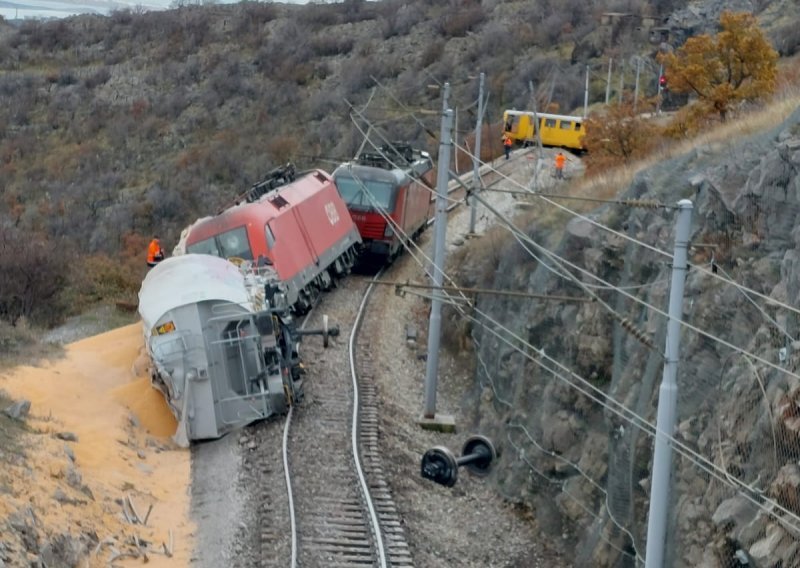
(137, 254, 329, 446)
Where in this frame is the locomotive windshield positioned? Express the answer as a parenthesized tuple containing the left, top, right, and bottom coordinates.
(187, 226, 254, 260)
(334, 175, 396, 212)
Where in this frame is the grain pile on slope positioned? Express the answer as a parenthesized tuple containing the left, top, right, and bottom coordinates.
(0, 324, 193, 567)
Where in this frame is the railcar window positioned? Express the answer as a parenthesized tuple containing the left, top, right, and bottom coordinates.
(575, 123, 582, 131)
(334, 176, 396, 211)
(545, 119, 557, 128)
(560, 121, 573, 130)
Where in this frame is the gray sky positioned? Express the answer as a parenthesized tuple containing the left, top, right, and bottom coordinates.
(0, 0, 310, 21)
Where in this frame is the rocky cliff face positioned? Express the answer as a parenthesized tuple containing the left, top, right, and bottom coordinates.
(452, 106, 800, 567)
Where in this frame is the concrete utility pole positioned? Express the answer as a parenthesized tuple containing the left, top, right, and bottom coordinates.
(634, 57, 641, 112)
(419, 107, 455, 432)
(644, 199, 693, 568)
(468, 72, 485, 236)
(656, 63, 664, 114)
(583, 64, 589, 117)
(618, 60, 625, 104)
(454, 106, 459, 174)
(605, 57, 613, 104)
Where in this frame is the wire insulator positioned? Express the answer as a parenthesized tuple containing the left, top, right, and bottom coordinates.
(620, 199, 664, 210)
(616, 315, 655, 349)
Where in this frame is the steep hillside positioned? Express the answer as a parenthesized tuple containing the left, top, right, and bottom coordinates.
(2, 0, 800, 328)
(451, 99, 800, 566)
(0, 0, 703, 327)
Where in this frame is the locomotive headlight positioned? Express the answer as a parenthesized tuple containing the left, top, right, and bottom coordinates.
(384, 225, 394, 237)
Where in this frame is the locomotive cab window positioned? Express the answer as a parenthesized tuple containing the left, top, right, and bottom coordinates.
(187, 226, 254, 261)
(560, 121, 573, 130)
(334, 175, 396, 211)
(186, 236, 220, 257)
(575, 122, 582, 131)
(545, 118, 557, 128)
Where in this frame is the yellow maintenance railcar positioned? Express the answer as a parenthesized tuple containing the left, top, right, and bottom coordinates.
(503, 110, 586, 152)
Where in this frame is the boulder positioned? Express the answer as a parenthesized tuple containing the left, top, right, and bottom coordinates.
(711, 495, 758, 533)
(541, 410, 579, 454)
(39, 534, 86, 568)
(749, 522, 787, 565)
(3, 400, 31, 421)
(769, 464, 800, 516)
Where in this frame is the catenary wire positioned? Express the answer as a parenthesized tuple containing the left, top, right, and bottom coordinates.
(452, 135, 800, 323)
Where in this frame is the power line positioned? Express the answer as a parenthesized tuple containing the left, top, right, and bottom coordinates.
(481, 186, 671, 208)
(452, 136, 800, 332)
(471, 189, 800, 383)
(373, 279, 592, 303)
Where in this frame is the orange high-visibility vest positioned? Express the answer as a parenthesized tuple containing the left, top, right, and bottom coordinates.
(503, 136, 512, 147)
(555, 154, 566, 169)
(147, 240, 163, 263)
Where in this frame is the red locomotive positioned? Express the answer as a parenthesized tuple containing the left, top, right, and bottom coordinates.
(183, 164, 361, 313)
(332, 144, 434, 262)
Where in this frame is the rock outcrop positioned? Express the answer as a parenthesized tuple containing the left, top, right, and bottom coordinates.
(457, 107, 800, 567)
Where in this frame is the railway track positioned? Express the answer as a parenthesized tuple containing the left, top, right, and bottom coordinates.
(235, 271, 411, 568)
(283, 273, 412, 568)
(287, 272, 413, 568)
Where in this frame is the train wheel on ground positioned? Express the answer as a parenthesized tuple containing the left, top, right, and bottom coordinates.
(461, 435, 497, 476)
(421, 446, 459, 487)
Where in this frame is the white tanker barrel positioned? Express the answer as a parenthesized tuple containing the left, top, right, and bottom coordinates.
(138, 254, 281, 446)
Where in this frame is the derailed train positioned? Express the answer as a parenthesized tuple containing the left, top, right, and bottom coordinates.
(139, 146, 433, 443)
(177, 164, 362, 314)
(139, 166, 360, 444)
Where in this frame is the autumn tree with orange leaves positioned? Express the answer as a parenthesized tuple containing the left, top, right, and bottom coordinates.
(582, 100, 659, 173)
(660, 11, 778, 121)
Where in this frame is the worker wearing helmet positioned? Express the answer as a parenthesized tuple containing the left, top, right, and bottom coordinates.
(147, 236, 165, 268)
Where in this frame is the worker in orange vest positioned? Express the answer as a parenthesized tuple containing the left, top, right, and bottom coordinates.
(554, 151, 567, 179)
(147, 236, 165, 268)
(503, 135, 513, 160)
